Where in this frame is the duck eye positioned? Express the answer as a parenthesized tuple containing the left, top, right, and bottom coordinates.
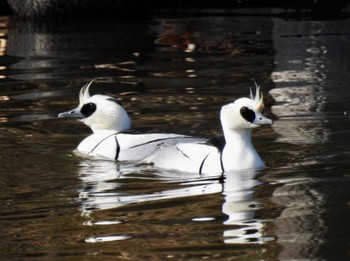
(240, 106, 255, 123)
(81, 102, 96, 117)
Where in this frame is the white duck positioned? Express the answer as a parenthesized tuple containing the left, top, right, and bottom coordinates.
(58, 81, 272, 174)
(58, 81, 200, 161)
(143, 86, 272, 173)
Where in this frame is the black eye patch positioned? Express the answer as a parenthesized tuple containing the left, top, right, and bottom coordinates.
(240, 106, 255, 123)
(81, 102, 96, 117)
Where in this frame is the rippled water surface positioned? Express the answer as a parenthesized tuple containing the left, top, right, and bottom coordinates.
(1, 9, 350, 260)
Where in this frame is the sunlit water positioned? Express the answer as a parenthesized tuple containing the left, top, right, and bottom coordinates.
(1, 8, 350, 260)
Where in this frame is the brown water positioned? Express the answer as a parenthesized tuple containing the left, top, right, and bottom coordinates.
(1, 9, 350, 260)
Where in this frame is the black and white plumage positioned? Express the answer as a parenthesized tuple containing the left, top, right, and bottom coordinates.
(58, 81, 272, 174)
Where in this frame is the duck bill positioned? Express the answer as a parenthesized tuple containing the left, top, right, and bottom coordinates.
(253, 113, 273, 125)
(58, 107, 85, 119)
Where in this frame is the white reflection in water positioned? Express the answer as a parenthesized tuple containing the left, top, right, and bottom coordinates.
(78, 160, 222, 215)
(86, 235, 132, 243)
(222, 171, 265, 244)
(77, 159, 266, 244)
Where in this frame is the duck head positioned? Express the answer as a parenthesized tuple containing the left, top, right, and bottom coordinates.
(220, 85, 272, 131)
(58, 80, 131, 133)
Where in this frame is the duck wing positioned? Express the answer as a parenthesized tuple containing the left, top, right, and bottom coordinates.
(117, 133, 206, 162)
(143, 141, 222, 174)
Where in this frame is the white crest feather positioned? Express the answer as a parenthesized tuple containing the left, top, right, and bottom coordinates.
(251, 82, 264, 112)
(79, 80, 95, 104)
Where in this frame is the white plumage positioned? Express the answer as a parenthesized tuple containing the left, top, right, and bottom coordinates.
(59, 81, 272, 174)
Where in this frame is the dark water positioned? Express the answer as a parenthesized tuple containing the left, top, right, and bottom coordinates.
(0, 8, 350, 260)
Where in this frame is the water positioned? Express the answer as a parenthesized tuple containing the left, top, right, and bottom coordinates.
(1, 8, 350, 260)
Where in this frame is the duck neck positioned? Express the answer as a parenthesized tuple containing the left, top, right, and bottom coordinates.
(89, 120, 130, 134)
(221, 127, 263, 171)
(223, 128, 252, 147)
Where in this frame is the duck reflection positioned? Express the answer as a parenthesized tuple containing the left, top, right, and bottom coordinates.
(76, 159, 267, 245)
(77, 160, 125, 214)
(222, 171, 266, 244)
(77, 160, 222, 215)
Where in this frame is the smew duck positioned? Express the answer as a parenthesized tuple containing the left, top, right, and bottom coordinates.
(58, 81, 272, 174)
(142, 86, 272, 173)
(58, 81, 201, 161)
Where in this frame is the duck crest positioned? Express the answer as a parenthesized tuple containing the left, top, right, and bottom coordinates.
(250, 82, 264, 112)
(79, 80, 94, 104)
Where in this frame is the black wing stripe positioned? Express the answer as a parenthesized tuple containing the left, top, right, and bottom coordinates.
(220, 151, 225, 173)
(128, 136, 192, 149)
(199, 153, 210, 175)
(89, 132, 118, 155)
(115, 135, 120, 160)
(176, 145, 190, 159)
